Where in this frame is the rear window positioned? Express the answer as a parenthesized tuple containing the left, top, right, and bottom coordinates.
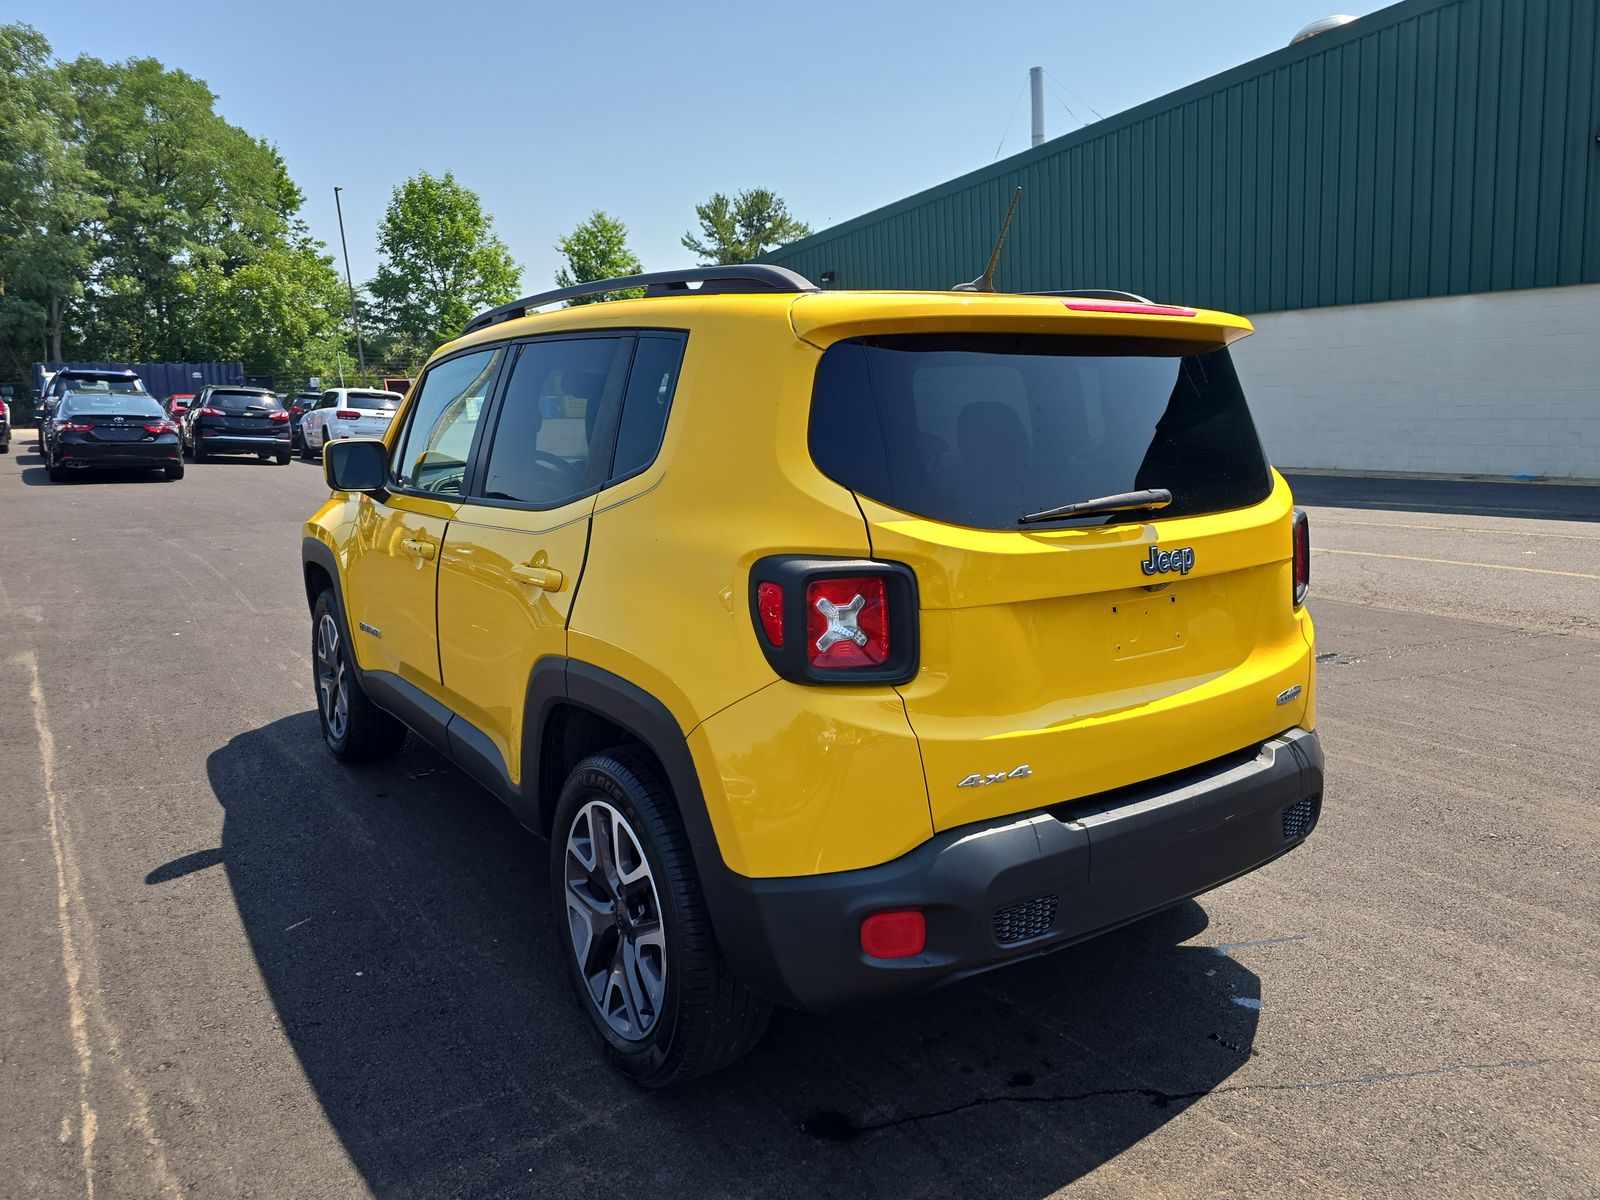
(347, 391, 402, 410)
(208, 391, 282, 413)
(61, 394, 166, 418)
(809, 334, 1273, 529)
(56, 375, 146, 396)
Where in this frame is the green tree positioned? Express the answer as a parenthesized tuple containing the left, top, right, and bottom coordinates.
(680, 188, 812, 265)
(554, 210, 643, 303)
(0, 24, 100, 368)
(368, 171, 520, 354)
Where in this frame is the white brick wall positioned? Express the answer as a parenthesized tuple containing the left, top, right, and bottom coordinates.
(1229, 284, 1600, 480)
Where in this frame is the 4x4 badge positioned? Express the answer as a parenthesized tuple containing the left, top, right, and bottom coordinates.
(1141, 545, 1195, 576)
(957, 764, 1032, 788)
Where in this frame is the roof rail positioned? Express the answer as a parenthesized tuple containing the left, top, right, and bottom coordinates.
(462, 265, 818, 336)
(1025, 289, 1156, 303)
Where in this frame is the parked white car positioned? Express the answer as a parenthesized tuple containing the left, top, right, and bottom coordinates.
(298, 388, 403, 459)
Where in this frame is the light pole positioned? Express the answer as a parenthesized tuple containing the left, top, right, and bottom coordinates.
(332, 186, 366, 376)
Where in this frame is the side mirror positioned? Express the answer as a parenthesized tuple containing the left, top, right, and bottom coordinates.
(324, 437, 389, 493)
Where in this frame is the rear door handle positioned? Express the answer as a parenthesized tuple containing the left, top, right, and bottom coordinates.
(512, 563, 564, 591)
(402, 537, 437, 561)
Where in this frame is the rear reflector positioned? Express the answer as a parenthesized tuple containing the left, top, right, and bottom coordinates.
(860, 910, 926, 959)
(1292, 510, 1310, 607)
(756, 582, 784, 646)
(336, 410, 361, 420)
(806, 576, 889, 668)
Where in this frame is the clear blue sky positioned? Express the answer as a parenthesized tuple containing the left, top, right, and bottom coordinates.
(19, 0, 1393, 295)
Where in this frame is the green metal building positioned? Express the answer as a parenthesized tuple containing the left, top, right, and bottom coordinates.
(763, 0, 1600, 479)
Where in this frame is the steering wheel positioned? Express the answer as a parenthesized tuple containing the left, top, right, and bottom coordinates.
(528, 450, 586, 491)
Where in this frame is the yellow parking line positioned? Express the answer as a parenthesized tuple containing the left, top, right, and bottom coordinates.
(1318, 518, 1600, 542)
(1314, 548, 1600, 580)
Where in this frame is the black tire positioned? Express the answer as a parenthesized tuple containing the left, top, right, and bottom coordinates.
(300, 429, 316, 460)
(192, 437, 207, 462)
(551, 748, 771, 1088)
(276, 450, 291, 465)
(164, 463, 184, 481)
(47, 460, 67, 482)
(311, 590, 406, 762)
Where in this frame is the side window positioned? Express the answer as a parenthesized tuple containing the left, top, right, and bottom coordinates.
(478, 337, 630, 507)
(392, 347, 504, 494)
(610, 335, 685, 481)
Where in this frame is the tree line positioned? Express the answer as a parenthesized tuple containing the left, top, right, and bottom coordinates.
(0, 22, 813, 393)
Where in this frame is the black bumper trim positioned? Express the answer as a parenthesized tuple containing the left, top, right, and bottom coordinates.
(707, 728, 1323, 1012)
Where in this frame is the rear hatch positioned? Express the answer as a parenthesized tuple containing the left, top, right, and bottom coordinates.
(800, 300, 1312, 833)
(204, 390, 287, 437)
(338, 391, 402, 438)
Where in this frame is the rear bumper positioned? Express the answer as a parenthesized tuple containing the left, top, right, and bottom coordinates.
(707, 727, 1323, 1011)
(56, 440, 181, 468)
(199, 433, 290, 450)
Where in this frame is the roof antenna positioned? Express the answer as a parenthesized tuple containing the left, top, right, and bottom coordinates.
(953, 187, 1022, 292)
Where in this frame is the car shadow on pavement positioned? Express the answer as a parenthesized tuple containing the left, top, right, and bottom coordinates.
(1283, 471, 1600, 522)
(192, 713, 1262, 1200)
(14, 446, 170, 486)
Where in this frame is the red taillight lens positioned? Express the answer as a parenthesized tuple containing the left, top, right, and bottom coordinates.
(1292, 510, 1310, 607)
(199, 406, 225, 417)
(336, 409, 360, 420)
(756, 582, 784, 646)
(142, 422, 177, 434)
(860, 910, 926, 959)
(58, 420, 94, 432)
(268, 410, 290, 423)
(806, 576, 889, 667)
(290, 404, 304, 415)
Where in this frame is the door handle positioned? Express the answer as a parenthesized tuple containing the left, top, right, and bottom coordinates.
(512, 563, 564, 591)
(402, 537, 437, 561)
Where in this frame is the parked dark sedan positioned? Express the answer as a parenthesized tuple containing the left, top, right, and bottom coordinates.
(287, 391, 322, 452)
(45, 393, 183, 482)
(180, 386, 292, 463)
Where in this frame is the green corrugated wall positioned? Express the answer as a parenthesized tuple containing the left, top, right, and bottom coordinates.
(762, 0, 1600, 314)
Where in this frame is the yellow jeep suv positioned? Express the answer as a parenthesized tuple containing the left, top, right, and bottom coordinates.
(302, 265, 1321, 1087)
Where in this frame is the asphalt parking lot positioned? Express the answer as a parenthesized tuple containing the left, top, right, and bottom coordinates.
(1, 442, 1595, 1200)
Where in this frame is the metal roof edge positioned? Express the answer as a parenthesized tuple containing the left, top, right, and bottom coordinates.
(760, 0, 1452, 260)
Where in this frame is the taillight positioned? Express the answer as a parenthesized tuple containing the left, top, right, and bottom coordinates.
(748, 557, 918, 684)
(268, 410, 290, 423)
(806, 576, 889, 668)
(289, 404, 304, 415)
(142, 422, 177, 435)
(860, 910, 926, 959)
(336, 409, 360, 420)
(756, 582, 784, 647)
(1292, 510, 1310, 607)
(58, 420, 94, 432)
(199, 406, 224, 417)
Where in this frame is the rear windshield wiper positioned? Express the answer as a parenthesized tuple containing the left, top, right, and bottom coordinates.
(1018, 488, 1173, 525)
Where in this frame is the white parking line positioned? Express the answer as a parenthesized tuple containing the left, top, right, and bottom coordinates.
(1314, 548, 1600, 580)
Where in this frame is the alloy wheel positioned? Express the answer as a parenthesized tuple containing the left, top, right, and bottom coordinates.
(314, 613, 349, 741)
(564, 799, 668, 1040)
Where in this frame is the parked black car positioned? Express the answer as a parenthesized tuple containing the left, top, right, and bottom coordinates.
(0, 395, 11, 454)
(37, 370, 150, 447)
(287, 391, 321, 452)
(180, 386, 292, 463)
(45, 392, 183, 482)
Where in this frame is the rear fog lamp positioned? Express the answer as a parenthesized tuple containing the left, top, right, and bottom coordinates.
(860, 909, 926, 959)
